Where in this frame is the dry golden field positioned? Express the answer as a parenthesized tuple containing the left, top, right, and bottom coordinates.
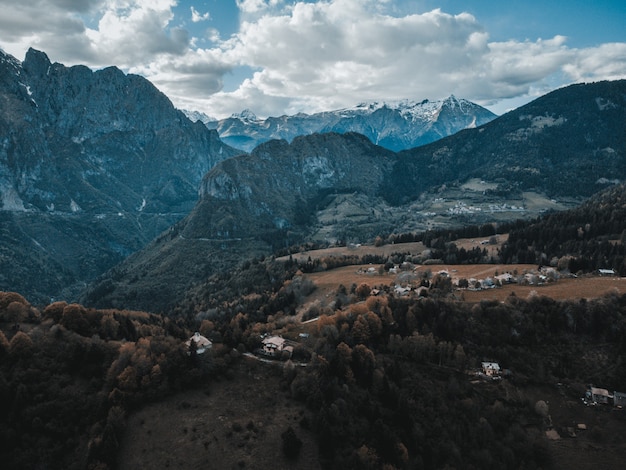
(302, 263, 626, 304)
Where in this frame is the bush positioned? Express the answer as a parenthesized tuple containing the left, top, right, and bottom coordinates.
(281, 426, 303, 459)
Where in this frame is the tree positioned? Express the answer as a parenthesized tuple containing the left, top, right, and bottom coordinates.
(281, 426, 303, 459)
(9, 331, 33, 358)
(352, 315, 372, 344)
(334, 342, 354, 382)
(352, 344, 376, 386)
(43, 301, 68, 322)
(0, 291, 28, 310)
(4, 301, 29, 323)
(356, 283, 371, 299)
(61, 303, 91, 336)
(0, 330, 9, 356)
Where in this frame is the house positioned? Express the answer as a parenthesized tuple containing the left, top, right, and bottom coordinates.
(614, 391, 626, 407)
(599, 268, 616, 276)
(495, 273, 514, 284)
(394, 285, 411, 296)
(588, 387, 612, 404)
(481, 362, 501, 377)
(186, 332, 212, 354)
(261, 335, 293, 358)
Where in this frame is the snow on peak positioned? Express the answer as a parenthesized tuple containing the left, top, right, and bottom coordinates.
(233, 109, 258, 122)
(182, 109, 217, 124)
(343, 97, 471, 121)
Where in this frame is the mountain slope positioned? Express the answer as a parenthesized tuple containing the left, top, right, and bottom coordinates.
(196, 96, 496, 152)
(0, 48, 241, 303)
(385, 80, 626, 204)
(84, 80, 626, 313)
(82, 132, 397, 311)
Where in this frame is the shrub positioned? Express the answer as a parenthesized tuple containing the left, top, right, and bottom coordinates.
(281, 426, 303, 459)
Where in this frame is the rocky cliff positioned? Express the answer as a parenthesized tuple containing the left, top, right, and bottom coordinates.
(0, 48, 240, 303)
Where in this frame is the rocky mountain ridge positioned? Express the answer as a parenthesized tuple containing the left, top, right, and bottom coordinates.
(188, 96, 496, 152)
(0, 48, 241, 303)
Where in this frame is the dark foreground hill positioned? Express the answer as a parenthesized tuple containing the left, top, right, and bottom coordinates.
(83, 80, 626, 313)
(6, 262, 626, 469)
(0, 48, 240, 303)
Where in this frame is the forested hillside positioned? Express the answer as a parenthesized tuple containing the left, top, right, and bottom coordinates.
(499, 183, 626, 273)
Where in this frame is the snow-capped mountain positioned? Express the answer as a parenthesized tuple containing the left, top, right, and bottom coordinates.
(186, 96, 497, 152)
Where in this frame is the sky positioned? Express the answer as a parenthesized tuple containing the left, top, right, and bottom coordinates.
(1, 0, 625, 118)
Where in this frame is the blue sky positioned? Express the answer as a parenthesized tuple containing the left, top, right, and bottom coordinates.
(1, 0, 625, 118)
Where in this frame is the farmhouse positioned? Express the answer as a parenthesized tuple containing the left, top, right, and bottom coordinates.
(588, 387, 612, 404)
(598, 268, 616, 276)
(261, 335, 294, 358)
(614, 391, 626, 407)
(481, 362, 501, 377)
(394, 285, 411, 296)
(185, 332, 212, 355)
(495, 273, 514, 284)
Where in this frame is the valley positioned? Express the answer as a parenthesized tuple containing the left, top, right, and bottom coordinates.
(308, 180, 581, 244)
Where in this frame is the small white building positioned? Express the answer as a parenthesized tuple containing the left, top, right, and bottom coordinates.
(588, 387, 612, 404)
(481, 362, 501, 377)
(186, 332, 212, 354)
(599, 269, 616, 276)
(261, 336, 293, 358)
(495, 273, 514, 284)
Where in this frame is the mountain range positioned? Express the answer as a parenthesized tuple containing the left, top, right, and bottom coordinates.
(189, 97, 497, 152)
(84, 80, 626, 312)
(0, 48, 504, 305)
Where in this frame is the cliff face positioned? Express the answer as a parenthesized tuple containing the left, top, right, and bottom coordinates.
(0, 48, 240, 303)
(187, 132, 396, 239)
(1, 48, 239, 215)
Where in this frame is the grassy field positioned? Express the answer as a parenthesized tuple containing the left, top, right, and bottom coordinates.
(118, 357, 320, 470)
(301, 263, 626, 305)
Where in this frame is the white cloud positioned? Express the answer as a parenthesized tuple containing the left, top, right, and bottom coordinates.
(84, 0, 189, 65)
(236, 0, 283, 15)
(191, 7, 210, 23)
(562, 43, 626, 82)
(0, 0, 625, 119)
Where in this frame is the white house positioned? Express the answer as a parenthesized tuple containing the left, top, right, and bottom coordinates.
(599, 269, 616, 276)
(261, 336, 293, 358)
(495, 273, 514, 284)
(481, 362, 501, 377)
(588, 387, 612, 404)
(186, 332, 212, 355)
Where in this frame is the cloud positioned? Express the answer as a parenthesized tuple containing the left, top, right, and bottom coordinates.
(200, 2, 626, 117)
(562, 43, 626, 82)
(191, 7, 210, 23)
(0, 0, 101, 62)
(84, 0, 190, 65)
(206, 3, 557, 115)
(236, 0, 283, 15)
(0, 0, 625, 119)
